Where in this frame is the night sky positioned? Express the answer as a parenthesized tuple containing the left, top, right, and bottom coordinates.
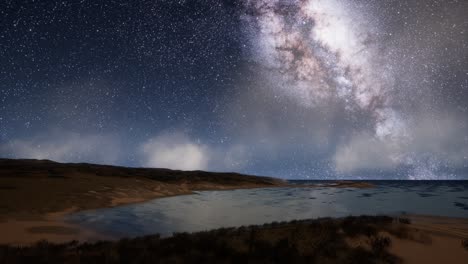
(1, 0, 467, 179)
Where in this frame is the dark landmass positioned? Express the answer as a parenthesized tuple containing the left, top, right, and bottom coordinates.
(1, 215, 467, 264)
(0, 159, 373, 219)
(0, 158, 284, 219)
(314, 181, 375, 188)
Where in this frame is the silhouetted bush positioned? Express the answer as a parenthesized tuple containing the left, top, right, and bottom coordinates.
(462, 238, 468, 251)
(342, 216, 378, 237)
(371, 236, 392, 253)
(386, 225, 410, 239)
(345, 247, 376, 264)
(397, 217, 411, 224)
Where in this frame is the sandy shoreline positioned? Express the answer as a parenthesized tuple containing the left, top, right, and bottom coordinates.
(388, 215, 468, 263)
(0, 179, 463, 247)
(0, 209, 108, 245)
(0, 181, 374, 245)
(0, 158, 290, 244)
(0, 184, 280, 245)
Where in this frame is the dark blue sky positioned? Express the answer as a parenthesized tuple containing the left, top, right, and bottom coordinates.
(1, 0, 467, 179)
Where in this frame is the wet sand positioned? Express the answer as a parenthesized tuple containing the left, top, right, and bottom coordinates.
(0, 208, 108, 245)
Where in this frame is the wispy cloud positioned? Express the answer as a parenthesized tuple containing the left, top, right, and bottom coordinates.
(139, 131, 249, 172)
(139, 132, 210, 170)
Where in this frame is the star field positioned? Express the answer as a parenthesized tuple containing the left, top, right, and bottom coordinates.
(1, 0, 467, 179)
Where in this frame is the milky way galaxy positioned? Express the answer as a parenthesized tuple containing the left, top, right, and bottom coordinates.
(244, 0, 404, 134)
(245, 0, 387, 108)
(241, 0, 467, 179)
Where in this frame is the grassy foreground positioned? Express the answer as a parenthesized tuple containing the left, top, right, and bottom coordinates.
(3, 215, 465, 264)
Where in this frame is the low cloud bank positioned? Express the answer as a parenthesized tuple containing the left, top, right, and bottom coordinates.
(0, 130, 121, 164)
(139, 132, 249, 171)
(333, 114, 468, 178)
(1, 130, 247, 172)
(139, 132, 210, 170)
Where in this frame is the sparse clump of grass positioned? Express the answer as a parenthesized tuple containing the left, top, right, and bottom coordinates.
(371, 236, 392, 253)
(341, 216, 381, 237)
(345, 247, 376, 264)
(462, 238, 468, 251)
(397, 217, 411, 224)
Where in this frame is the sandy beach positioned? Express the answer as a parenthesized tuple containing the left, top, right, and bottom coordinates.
(0, 208, 108, 245)
(388, 215, 468, 264)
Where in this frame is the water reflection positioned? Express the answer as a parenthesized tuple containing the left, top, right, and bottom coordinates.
(68, 181, 468, 238)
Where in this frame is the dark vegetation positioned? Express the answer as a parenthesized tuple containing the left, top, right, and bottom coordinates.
(396, 217, 411, 225)
(0, 216, 407, 264)
(462, 238, 468, 251)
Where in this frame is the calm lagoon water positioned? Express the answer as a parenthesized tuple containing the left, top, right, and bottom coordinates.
(67, 181, 468, 238)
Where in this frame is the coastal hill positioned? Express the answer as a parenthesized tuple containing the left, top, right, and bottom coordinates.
(0, 158, 285, 218)
(0, 158, 283, 187)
